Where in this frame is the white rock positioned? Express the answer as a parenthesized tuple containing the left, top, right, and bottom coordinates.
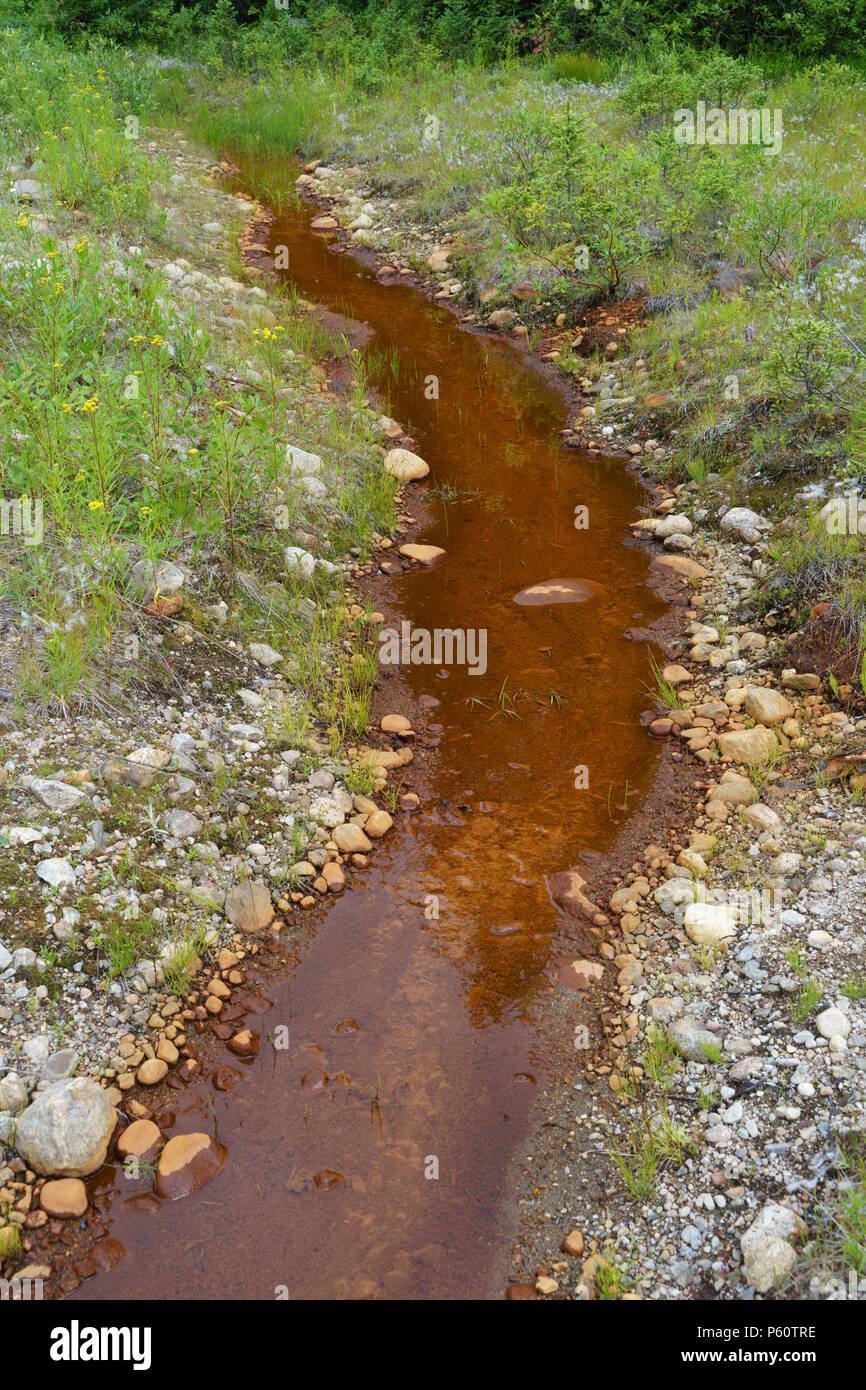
(815, 1007, 850, 1041)
(284, 547, 316, 580)
(741, 1203, 801, 1293)
(249, 643, 282, 667)
(383, 448, 430, 482)
(35, 857, 76, 888)
(683, 901, 738, 945)
(285, 445, 322, 477)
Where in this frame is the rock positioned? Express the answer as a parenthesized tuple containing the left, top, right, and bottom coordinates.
(35, 857, 77, 888)
(249, 642, 282, 667)
(364, 810, 393, 838)
(284, 546, 316, 580)
(514, 578, 598, 606)
(668, 1017, 720, 1061)
(227, 1029, 259, 1057)
(553, 959, 604, 993)
(741, 803, 781, 830)
(684, 902, 738, 945)
(815, 1007, 850, 1042)
(228, 722, 264, 743)
(0, 1072, 28, 1114)
(398, 543, 445, 565)
(285, 445, 322, 477)
(26, 778, 86, 812)
(224, 880, 275, 932)
(101, 756, 153, 790)
(706, 774, 756, 806)
(16, 1078, 116, 1177)
(137, 1059, 168, 1086)
(380, 714, 413, 736)
(560, 1230, 585, 1258)
(309, 793, 348, 828)
(116, 1119, 163, 1165)
(383, 448, 430, 482)
(42, 1049, 78, 1084)
(741, 1203, 801, 1292)
(720, 508, 770, 545)
(322, 862, 346, 893)
(130, 558, 185, 599)
(188, 880, 225, 912)
(717, 726, 778, 764)
(8, 826, 44, 845)
(39, 1178, 88, 1219)
(653, 877, 697, 911)
(782, 669, 820, 692)
(332, 823, 372, 853)
(649, 554, 709, 579)
(662, 664, 693, 685)
(155, 1132, 227, 1200)
(548, 870, 608, 926)
(23, 1035, 51, 1066)
(165, 809, 202, 839)
(655, 513, 693, 538)
(13, 177, 44, 201)
(648, 996, 684, 1024)
(743, 686, 794, 727)
(310, 214, 338, 230)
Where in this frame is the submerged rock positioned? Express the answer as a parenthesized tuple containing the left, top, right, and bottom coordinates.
(155, 1132, 227, 1200)
(514, 579, 599, 606)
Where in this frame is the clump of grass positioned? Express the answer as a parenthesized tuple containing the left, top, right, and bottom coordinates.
(784, 943, 826, 1022)
(645, 651, 685, 710)
(162, 924, 210, 996)
(593, 1245, 634, 1300)
(93, 912, 161, 980)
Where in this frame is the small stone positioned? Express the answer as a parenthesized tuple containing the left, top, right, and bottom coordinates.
(742, 686, 794, 727)
(383, 448, 430, 482)
(560, 1230, 585, 1257)
(155, 1133, 227, 1200)
(815, 1007, 850, 1042)
(224, 880, 275, 932)
(116, 1119, 163, 1165)
(668, 1017, 719, 1062)
(399, 543, 445, 565)
(249, 642, 283, 667)
(137, 1059, 168, 1086)
(35, 857, 76, 888)
(332, 823, 372, 853)
(364, 810, 393, 838)
(39, 1178, 88, 1219)
(227, 1029, 259, 1057)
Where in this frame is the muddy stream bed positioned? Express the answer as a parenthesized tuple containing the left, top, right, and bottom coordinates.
(68, 177, 667, 1301)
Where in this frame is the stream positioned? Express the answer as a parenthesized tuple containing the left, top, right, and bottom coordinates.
(70, 177, 666, 1301)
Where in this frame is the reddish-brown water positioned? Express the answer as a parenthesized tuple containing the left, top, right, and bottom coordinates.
(70, 186, 665, 1301)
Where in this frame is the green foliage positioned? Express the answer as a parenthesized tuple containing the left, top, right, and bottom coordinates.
(482, 101, 643, 294)
(19, 0, 866, 64)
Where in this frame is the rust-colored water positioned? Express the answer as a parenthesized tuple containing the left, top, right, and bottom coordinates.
(70, 184, 665, 1301)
